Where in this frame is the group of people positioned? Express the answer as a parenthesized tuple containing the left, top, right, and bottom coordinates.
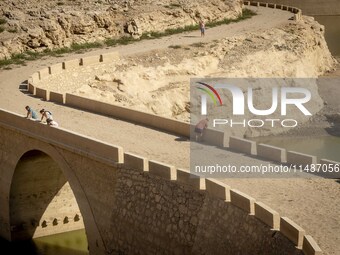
(25, 106, 59, 127)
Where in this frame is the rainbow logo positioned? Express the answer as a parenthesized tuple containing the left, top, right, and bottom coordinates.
(196, 82, 223, 106)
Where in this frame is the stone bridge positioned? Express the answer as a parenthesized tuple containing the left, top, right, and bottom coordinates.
(0, 109, 321, 255)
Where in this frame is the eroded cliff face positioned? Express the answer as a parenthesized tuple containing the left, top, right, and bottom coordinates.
(35, 15, 336, 137)
(0, 0, 242, 60)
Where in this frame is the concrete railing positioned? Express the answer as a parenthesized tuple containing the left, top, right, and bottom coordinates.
(229, 136, 339, 176)
(27, 53, 339, 172)
(27, 52, 191, 138)
(65, 93, 189, 137)
(243, 1, 303, 21)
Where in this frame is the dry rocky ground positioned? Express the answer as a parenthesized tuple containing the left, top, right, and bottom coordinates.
(0, 0, 242, 59)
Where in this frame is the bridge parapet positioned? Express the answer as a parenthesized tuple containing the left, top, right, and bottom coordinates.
(243, 1, 302, 20)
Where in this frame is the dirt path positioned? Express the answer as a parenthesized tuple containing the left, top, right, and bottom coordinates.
(0, 6, 339, 255)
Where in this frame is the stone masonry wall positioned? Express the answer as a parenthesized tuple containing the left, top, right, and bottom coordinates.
(106, 166, 302, 255)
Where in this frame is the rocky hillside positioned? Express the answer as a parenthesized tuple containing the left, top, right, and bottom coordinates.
(0, 0, 242, 60)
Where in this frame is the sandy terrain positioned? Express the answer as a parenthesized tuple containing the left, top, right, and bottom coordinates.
(0, 7, 339, 255)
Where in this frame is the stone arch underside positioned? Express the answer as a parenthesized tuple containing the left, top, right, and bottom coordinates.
(10, 149, 85, 240)
(0, 125, 106, 255)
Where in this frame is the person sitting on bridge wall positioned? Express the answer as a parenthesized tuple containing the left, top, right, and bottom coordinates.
(25, 106, 38, 120)
(40, 109, 53, 123)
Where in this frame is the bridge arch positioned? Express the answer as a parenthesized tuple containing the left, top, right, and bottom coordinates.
(4, 140, 105, 254)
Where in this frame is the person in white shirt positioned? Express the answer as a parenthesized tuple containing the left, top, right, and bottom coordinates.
(40, 109, 53, 122)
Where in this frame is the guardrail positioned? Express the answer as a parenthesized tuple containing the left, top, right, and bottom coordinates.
(243, 1, 303, 21)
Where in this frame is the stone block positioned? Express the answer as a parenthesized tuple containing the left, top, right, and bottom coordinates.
(149, 160, 176, 180)
(63, 59, 80, 69)
(100, 52, 120, 63)
(28, 84, 35, 95)
(230, 189, 255, 214)
(319, 159, 340, 178)
(257, 143, 286, 163)
(205, 178, 230, 201)
(35, 88, 48, 100)
(49, 92, 65, 104)
(303, 235, 322, 255)
(49, 63, 64, 75)
(31, 72, 40, 83)
(287, 151, 317, 166)
(280, 217, 305, 247)
(81, 55, 100, 66)
(176, 169, 204, 190)
(229, 136, 256, 155)
(124, 152, 148, 172)
(255, 202, 280, 229)
(38, 68, 50, 80)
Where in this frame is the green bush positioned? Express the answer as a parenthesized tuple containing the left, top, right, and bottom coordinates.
(7, 28, 18, 33)
(168, 45, 182, 49)
(190, 42, 205, 48)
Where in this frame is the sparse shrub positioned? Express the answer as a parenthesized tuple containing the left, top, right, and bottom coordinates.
(7, 28, 18, 33)
(190, 42, 205, 48)
(168, 45, 181, 49)
(164, 3, 181, 9)
(71, 42, 102, 51)
(104, 36, 136, 46)
(0, 27, 4, 33)
(0, 19, 6, 25)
